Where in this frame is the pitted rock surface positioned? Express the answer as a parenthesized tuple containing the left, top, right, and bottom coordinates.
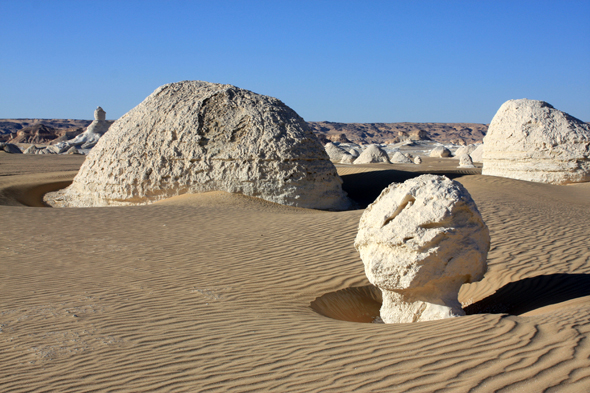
(354, 175, 489, 323)
(45, 81, 350, 210)
(482, 99, 590, 184)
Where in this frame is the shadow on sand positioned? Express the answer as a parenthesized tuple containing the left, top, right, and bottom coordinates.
(311, 274, 590, 323)
(340, 169, 470, 209)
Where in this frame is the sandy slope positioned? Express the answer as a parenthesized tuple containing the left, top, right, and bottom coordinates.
(1, 153, 589, 392)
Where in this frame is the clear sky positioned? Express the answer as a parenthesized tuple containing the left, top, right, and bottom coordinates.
(1, 0, 589, 123)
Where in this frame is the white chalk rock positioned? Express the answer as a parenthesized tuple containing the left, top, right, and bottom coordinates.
(67, 106, 111, 148)
(482, 99, 590, 184)
(45, 81, 350, 210)
(454, 144, 477, 158)
(353, 144, 391, 164)
(459, 154, 475, 168)
(325, 142, 354, 164)
(389, 151, 412, 164)
(354, 174, 489, 323)
(470, 144, 484, 163)
(429, 146, 452, 158)
(413, 156, 422, 165)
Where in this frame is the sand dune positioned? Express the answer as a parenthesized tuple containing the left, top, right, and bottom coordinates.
(1, 152, 589, 392)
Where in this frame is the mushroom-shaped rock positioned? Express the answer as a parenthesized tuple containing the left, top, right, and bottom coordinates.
(459, 154, 475, 168)
(44, 81, 350, 210)
(67, 106, 111, 148)
(389, 151, 412, 164)
(354, 175, 489, 323)
(482, 99, 590, 184)
(353, 144, 391, 164)
(470, 145, 484, 163)
(325, 142, 354, 163)
(429, 146, 452, 158)
(413, 156, 422, 165)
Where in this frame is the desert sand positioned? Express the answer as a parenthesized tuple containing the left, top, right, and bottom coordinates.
(1, 152, 590, 392)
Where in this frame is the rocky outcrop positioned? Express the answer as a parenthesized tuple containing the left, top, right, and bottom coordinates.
(414, 156, 422, 165)
(454, 144, 478, 158)
(470, 144, 484, 163)
(482, 99, 590, 184)
(325, 142, 354, 164)
(389, 151, 412, 164)
(45, 81, 350, 210)
(459, 154, 475, 168)
(66, 107, 111, 149)
(354, 175, 489, 323)
(353, 145, 391, 164)
(429, 146, 452, 158)
(2, 143, 22, 154)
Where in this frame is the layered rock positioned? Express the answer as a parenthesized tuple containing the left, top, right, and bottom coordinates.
(353, 145, 391, 164)
(429, 146, 452, 158)
(482, 99, 590, 184)
(354, 175, 489, 323)
(45, 81, 350, 210)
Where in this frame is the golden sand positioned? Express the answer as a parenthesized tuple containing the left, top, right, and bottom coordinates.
(1, 152, 589, 392)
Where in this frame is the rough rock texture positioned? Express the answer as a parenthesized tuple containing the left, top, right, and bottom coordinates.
(66, 107, 111, 149)
(340, 154, 355, 164)
(324, 142, 354, 163)
(459, 154, 475, 168)
(354, 175, 489, 323)
(389, 151, 413, 164)
(482, 99, 590, 184)
(429, 146, 452, 158)
(45, 81, 350, 210)
(414, 156, 422, 165)
(470, 144, 484, 163)
(353, 145, 391, 164)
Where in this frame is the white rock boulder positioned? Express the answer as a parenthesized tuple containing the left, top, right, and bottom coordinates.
(389, 151, 413, 164)
(482, 99, 590, 184)
(354, 175, 489, 323)
(470, 144, 484, 163)
(45, 81, 350, 210)
(325, 142, 355, 164)
(353, 144, 391, 164)
(413, 156, 422, 165)
(429, 146, 452, 158)
(458, 154, 475, 168)
(454, 144, 478, 158)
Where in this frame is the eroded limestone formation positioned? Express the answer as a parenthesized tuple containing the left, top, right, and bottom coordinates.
(482, 99, 590, 184)
(45, 81, 350, 210)
(354, 175, 489, 323)
(353, 145, 391, 164)
(325, 142, 354, 164)
(67, 106, 111, 149)
(429, 146, 452, 158)
(459, 154, 475, 168)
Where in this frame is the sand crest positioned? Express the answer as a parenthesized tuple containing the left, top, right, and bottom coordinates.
(1, 153, 590, 392)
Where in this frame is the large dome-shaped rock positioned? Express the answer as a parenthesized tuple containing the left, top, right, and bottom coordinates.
(354, 175, 489, 323)
(429, 146, 452, 158)
(324, 142, 354, 164)
(45, 81, 350, 210)
(353, 145, 391, 164)
(482, 99, 590, 184)
(470, 144, 484, 163)
(389, 151, 412, 164)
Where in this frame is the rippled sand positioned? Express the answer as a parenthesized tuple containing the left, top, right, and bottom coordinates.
(1, 152, 589, 392)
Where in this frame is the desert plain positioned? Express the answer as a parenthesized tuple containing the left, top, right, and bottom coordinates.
(1, 152, 590, 392)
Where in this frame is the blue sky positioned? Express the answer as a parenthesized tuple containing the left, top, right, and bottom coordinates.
(1, 0, 588, 123)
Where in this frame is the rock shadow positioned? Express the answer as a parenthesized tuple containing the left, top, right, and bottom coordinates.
(464, 274, 590, 316)
(341, 169, 469, 209)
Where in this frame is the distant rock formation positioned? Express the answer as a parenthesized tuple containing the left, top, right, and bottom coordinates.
(389, 151, 412, 164)
(470, 144, 484, 163)
(354, 175, 489, 323)
(414, 156, 422, 165)
(66, 107, 111, 149)
(353, 145, 391, 164)
(324, 142, 354, 164)
(459, 154, 475, 168)
(429, 146, 452, 158)
(1, 143, 22, 154)
(454, 144, 478, 158)
(45, 81, 350, 210)
(482, 99, 590, 184)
